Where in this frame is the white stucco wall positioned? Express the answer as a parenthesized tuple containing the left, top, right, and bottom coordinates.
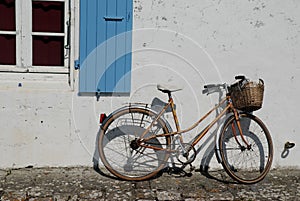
(0, 0, 299, 169)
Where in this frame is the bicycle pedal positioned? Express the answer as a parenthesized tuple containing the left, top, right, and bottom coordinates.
(186, 172, 193, 177)
(189, 165, 195, 172)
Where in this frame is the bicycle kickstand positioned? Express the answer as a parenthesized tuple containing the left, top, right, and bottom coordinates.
(180, 163, 195, 177)
(189, 163, 195, 172)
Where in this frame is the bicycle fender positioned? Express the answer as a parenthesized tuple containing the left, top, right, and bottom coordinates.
(100, 105, 173, 133)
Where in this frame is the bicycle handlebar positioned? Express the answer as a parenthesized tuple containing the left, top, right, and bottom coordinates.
(204, 84, 220, 89)
(202, 83, 228, 95)
(202, 75, 249, 95)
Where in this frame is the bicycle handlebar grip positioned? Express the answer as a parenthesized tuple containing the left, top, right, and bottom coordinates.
(235, 75, 246, 80)
(204, 84, 217, 89)
(202, 89, 208, 94)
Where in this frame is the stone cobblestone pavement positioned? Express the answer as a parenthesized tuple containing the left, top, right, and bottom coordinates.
(0, 166, 299, 200)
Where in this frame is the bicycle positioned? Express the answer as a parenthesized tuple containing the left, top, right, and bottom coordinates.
(98, 75, 273, 184)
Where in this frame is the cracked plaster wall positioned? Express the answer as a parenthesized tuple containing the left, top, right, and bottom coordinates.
(0, 0, 299, 169)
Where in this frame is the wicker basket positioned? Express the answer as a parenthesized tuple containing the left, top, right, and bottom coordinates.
(230, 79, 264, 112)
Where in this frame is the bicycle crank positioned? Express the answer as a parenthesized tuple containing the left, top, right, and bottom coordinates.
(176, 143, 197, 165)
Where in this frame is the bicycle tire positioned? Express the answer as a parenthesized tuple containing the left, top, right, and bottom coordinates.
(219, 113, 273, 184)
(98, 107, 171, 181)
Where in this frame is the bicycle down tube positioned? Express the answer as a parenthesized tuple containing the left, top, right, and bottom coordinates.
(138, 95, 249, 152)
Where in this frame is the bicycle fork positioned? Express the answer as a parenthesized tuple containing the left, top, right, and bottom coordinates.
(232, 110, 251, 150)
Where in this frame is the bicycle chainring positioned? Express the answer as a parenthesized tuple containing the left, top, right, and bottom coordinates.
(176, 143, 197, 165)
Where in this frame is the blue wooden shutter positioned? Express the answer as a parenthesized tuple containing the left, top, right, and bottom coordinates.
(78, 0, 133, 93)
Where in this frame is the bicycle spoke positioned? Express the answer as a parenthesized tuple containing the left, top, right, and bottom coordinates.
(98, 107, 171, 180)
(219, 113, 273, 184)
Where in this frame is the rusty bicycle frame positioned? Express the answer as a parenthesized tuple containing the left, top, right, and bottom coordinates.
(137, 85, 250, 153)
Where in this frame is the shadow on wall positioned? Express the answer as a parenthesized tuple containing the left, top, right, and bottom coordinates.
(92, 129, 118, 180)
(188, 87, 226, 172)
(281, 141, 296, 158)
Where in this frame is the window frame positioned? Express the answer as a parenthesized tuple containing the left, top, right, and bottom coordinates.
(0, 0, 70, 74)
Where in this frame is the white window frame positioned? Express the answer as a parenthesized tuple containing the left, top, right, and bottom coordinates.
(0, 0, 70, 74)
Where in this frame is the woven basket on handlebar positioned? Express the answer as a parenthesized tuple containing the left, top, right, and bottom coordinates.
(230, 79, 264, 112)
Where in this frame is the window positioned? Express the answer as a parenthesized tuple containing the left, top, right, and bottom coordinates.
(0, 0, 16, 65)
(0, 0, 69, 73)
(32, 1, 65, 66)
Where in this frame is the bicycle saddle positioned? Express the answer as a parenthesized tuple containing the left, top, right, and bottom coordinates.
(157, 84, 183, 93)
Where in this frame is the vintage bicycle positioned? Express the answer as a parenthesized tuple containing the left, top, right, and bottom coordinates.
(98, 75, 273, 184)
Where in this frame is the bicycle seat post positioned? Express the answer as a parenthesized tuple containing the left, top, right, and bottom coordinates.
(168, 92, 182, 132)
(167, 92, 172, 101)
(156, 84, 183, 132)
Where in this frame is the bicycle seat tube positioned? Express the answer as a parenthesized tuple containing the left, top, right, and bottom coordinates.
(168, 92, 181, 133)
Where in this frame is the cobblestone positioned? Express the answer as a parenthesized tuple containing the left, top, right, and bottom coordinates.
(0, 166, 299, 200)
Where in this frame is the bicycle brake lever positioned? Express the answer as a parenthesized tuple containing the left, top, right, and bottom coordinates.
(202, 89, 209, 95)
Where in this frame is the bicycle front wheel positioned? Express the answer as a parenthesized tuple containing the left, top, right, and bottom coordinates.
(219, 113, 273, 184)
(98, 107, 171, 181)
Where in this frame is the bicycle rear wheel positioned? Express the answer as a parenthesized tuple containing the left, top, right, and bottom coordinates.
(98, 107, 171, 181)
(219, 113, 273, 184)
